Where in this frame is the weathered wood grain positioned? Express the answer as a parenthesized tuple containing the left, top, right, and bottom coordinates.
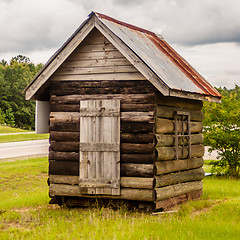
(155, 168, 205, 187)
(155, 190, 202, 210)
(50, 93, 155, 104)
(155, 158, 204, 175)
(49, 160, 79, 176)
(156, 118, 202, 134)
(121, 143, 154, 154)
(49, 151, 79, 161)
(49, 175, 154, 189)
(121, 163, 154, 177)
(156, 105, 203, 121)
(155, 133, 203, 147)
(156, 144, 204, 161)
(49, 184, 155, 201)
(155, 181, 203, 201)
(121, 154, 154, 164)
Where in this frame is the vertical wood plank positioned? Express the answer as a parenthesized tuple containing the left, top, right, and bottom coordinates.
(111, 100, 121, 195)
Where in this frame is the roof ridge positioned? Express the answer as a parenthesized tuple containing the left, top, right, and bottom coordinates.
(93, 11, 157, 37)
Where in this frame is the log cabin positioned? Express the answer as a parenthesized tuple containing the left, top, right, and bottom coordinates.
(25, 12, 221, 211)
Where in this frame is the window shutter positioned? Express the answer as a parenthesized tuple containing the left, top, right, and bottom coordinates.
(79, 99, 120, 195)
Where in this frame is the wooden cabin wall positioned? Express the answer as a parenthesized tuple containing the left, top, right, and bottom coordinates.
(154, 94, 205, 210)
(48, 28, 156, 202)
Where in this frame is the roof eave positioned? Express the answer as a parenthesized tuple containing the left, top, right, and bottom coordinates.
(169, 89, 221, 103)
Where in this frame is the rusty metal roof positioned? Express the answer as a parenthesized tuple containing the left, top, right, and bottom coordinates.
(94, 12, 221, 98)
(25, 11, 221, 101)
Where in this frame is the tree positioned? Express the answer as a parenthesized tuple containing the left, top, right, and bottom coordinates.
(203, 85, 240, 178)
(0, 55, 43, 129)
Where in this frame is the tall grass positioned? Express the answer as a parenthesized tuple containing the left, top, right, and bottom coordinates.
(1, 157, 240, 239)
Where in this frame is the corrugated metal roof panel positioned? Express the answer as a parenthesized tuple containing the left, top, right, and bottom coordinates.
(95, 12, 221, 97)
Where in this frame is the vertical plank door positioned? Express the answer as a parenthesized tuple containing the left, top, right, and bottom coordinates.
(79, 99, 120, 195)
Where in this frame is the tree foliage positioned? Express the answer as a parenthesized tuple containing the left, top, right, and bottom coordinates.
(203, 85, 240, 178)
(0, 55, 43, 129)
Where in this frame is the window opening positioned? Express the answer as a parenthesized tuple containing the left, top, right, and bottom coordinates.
(174, 111, 191, 160)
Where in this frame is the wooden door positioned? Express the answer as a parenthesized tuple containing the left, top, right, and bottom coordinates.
(79, 99, 120, 195)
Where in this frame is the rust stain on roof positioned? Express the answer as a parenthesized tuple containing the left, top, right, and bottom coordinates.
(95, 12, 221, 98)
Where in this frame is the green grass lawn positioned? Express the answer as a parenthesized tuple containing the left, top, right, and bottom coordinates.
(0, 133, 49, 143)
(0, 125, 49, 142)
(0, 125, 30, 134)
(1, 157, 240, 239)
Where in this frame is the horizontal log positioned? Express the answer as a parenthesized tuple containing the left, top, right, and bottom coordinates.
(120, 177, 154, 189)
(51, 85, 155, 96)
(121, 122, 154, 133)
(121, 163, 154, 177)
(49, 175, 154, 189)
(51, 80, 153, 89)
(49, 151, 79, 161)
(50, 132, 154, 144)
(121, 143, 154, 154)
(49, 152, 154, 164)
(49, 184, 155, 201)
(50, 142, 155, 153)
(121, 154, 154, 164)
(155, 118, 202, 134)
(155, 158, 204, 175)
(50, 132, 80, 142)
(50, 112, 154, 123)
(155, 133, 203, 147)
(121, 133, 154, 143)
(49, 122, 153, 133)
(155, 190, 202, 211)
(50, 93, 155, 104)
(156, 144, 204, 161)
(156, 105, 203, 121)
(49, 161, 155, 177)
(121, 112, 154, 122)
(50, 141, 79, 152)
(49, 160, 79, 176)
(155, 168, 205, 188)
(156, 95, 203, 110)
(51, 104, 80, 112)
(155, 181, 203, 201)
(50, 122, 80, 132)
(50, 112, 79, 123)
(50, 103, 155, 112)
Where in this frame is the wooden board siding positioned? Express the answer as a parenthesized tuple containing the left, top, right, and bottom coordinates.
(51, 28, 145, 82)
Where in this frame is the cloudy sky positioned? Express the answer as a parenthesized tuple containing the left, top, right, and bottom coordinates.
(1, 0, 240, 89)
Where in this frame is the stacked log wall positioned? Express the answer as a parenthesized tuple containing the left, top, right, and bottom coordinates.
(48, 28, 156, 202)
(154, 94, 205, 209)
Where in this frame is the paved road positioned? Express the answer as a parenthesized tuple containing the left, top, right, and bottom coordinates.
(0, 139, 49, 159)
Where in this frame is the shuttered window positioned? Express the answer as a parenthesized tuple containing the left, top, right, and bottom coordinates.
(79, 99, 120, 195)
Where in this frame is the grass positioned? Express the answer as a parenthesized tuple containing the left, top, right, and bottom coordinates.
(0, 133, 49, 143)
(0, 125, 30, 134)
(1, 157, 240, 239)
(0, 125, 49, 142)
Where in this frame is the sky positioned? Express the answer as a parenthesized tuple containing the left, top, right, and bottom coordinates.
(0, 0, 240, 89)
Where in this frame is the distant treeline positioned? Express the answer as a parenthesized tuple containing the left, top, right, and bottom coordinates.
(0, 55, 43, 129)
